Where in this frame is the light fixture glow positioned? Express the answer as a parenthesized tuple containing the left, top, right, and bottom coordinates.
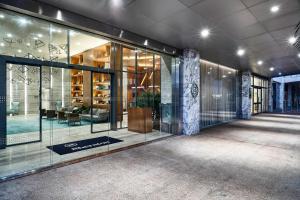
(270, 5, 280, 13)
(298, 53, 300, 58)
(257, 60, 263, 65)
(37, 33, 43, 38)
(201, 28, 210, 38)
(38, 49, 42, 53)
(18, 18, 30, 26)
(0, 42, 4, 47)
(237, 49, 245, 56)
(56, 10, 63, 20)
(288, 36, 297, 45)
(7, 33, 12, 38)
(269, 67, 274, 71)
(17, 49, 22, 53)
(278, 72, 282, 76)
(26, 43, 30, 46)
(0, 14, 4, 19)
(33, 37, 38, 40)
(144, 39, 148, 46)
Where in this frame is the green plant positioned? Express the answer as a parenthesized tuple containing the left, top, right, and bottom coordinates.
(136, 91, 161, 120)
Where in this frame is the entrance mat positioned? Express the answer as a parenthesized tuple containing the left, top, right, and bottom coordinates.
(47, 136, 123, 155)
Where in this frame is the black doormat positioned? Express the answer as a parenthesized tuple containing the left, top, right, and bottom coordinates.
(47, 136, 123, 155)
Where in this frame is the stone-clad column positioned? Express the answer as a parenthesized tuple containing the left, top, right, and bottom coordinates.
(179, 49, 200, 135)
(268, 79, 273, 112)
(240, 71, 252, 119)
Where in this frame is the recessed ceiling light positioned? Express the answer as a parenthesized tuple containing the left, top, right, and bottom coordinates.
(237, 49, 245, 56)
(0, 42, 5, 47)
(0, 14, 4, 19)
(38, 49, 42, 53)
(200, 28, 210, 38)
(33, 37, 38, 40)
(270, 5, 280, 13)
(26, 43, 30, 46)
(269, 67, 274, 71)
(257, 60, 263, 65)
(278, 72, 282, 76)
(288, 36, 297, 45)
(228, 71, 232, 74)
(7, 33, 12, 38)
(37, 33, 43, 38)
(298, 53, 300, 58)
(17, 49, 22, 53)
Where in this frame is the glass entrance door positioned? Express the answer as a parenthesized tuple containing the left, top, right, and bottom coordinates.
(6, 64, 41, 145)
(91, 72, 111, 133)
(253, 87, 262, 114)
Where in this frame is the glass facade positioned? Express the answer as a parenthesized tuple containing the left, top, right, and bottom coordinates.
(251, 75, 269, 114)
(200, 60, 237, 128)
(0, 8, 179, 178)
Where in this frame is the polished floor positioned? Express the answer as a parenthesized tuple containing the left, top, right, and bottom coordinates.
(0, 113, 299, 200)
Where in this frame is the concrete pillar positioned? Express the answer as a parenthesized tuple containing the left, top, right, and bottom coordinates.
(276, 82, 284, 112)
(240, 71, 252, 119)
(287, 84, 292, 111)
(268, 79, 273, 112)
(179, 49, 200, 135)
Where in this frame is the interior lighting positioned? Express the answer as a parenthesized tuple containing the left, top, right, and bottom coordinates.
(269, 67, 274, 71)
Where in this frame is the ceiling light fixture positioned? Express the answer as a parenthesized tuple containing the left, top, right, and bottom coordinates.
(257, 60, 263, 65)
(33, 37, 38, 40)
(200, 28, 210, 38)
(38, 49, 42, 53)
(17, 49, 22, 53)
(298, 53, 300, 58)
(278, 72, 282, 76)
(269, 67, 274, 71)
(26, 43, 30, 46)
(0, 14, 4, 19)
(37, 33, 43, 38)
(288, 36, 297, 45)
(270, 5, 280, 13)
(237, 49, 245, 56)
(0, 42, 5, 47)
(7, 33, 12, 38)
(144, 39, 148, 46)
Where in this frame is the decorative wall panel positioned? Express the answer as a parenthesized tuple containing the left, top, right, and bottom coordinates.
(241, 71, 251, 119)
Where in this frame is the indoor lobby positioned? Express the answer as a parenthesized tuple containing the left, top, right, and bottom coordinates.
(0, 0, 300, 199)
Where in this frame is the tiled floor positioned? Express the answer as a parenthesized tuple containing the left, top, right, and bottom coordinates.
(1, 115, 171, 178)
(0, 113, 300, 200)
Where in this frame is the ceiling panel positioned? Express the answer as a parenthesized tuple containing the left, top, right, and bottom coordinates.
(35, 0, 300, 77)
(249, 0, 300, 22)
(190, 0, 246, 22)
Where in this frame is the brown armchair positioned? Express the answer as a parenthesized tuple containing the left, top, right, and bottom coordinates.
(57, 111, 67, 124)
(67, 113, 81, 126)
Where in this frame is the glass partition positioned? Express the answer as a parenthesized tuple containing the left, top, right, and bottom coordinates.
(251, 75, 269, 114)
(200, 60, 237, 128)
(0, 7, 178, 179)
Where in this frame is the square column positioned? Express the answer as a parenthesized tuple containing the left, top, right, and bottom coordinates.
(240, 71, 252, 119)
(179, 49, 200, 135)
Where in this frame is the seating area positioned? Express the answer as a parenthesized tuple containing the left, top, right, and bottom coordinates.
(41, 107, 109, 126)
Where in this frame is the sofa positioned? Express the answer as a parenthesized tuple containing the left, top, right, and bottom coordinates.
(80, 108, 109, 123)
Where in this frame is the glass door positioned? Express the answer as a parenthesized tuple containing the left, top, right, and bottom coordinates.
(6, 64, 41, 145)
(91, 72, 111, 133)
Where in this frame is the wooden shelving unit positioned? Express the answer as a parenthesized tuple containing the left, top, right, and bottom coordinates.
(71, 69, 84, 105)
(70, 42, 112, 108)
